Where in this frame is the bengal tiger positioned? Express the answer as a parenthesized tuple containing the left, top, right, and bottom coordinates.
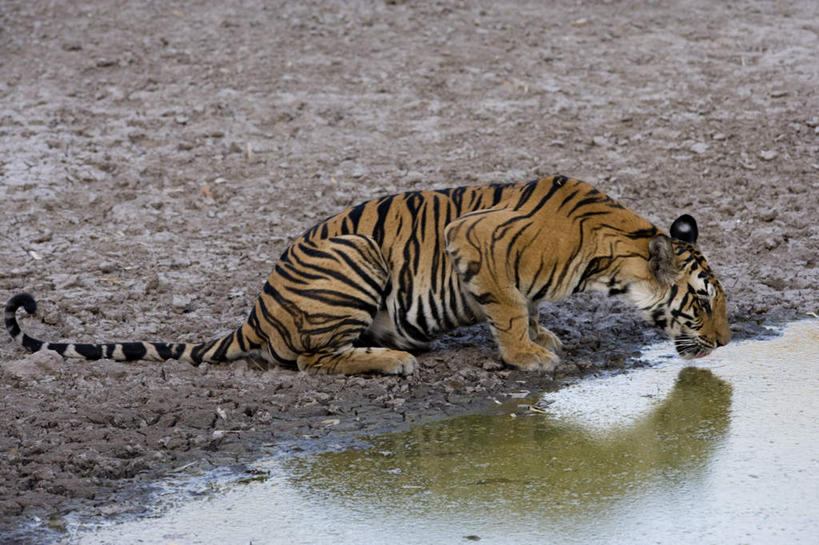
(5, 175, 730, 376)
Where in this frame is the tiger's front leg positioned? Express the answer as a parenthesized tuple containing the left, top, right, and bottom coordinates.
(444, 211, 560, 373)
(528, 302, 563, 352)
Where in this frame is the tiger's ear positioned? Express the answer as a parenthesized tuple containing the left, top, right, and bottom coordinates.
(670, 214, 698, 244)
(648, 234, 678, 287)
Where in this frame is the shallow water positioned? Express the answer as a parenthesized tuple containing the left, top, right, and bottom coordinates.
(77, 320, 818, 545)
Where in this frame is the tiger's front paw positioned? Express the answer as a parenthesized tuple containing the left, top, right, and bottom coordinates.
(531, 326, 563, 352)
(501, 343, 560, 373)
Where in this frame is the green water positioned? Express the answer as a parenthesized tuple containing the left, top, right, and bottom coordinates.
(292, 366, 731, 525)
(77, 320, 819, 545)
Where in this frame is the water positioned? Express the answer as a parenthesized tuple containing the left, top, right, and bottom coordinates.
(76, 320, 819, 545)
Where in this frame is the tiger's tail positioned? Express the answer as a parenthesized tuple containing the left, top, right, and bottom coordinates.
(4, 293, 256, 366)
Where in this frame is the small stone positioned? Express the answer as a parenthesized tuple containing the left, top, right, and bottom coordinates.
(690, 142, 709, 154)
(47, 515, 67, 531)
(98, 503, 132, 516)
(405, 171, 424, 183)
(171, 294, 194, 313)
(762, 276, 786, 291)
(770, 89, 788, 98)
(738, 153, 756, 170)
(759, 150, 778, 161)
(52, 273, 81, 289)
(98, 261, 117, 273)
(711, 133, 727, 141)
(592, 136, 609, 148)
(760, 210, 777, 222)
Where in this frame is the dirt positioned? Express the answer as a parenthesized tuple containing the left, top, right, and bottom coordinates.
(0, 0, 816, 542)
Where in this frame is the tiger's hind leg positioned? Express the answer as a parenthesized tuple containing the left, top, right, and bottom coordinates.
(297, 347, 416, 376)
(262, 234, 416, 376)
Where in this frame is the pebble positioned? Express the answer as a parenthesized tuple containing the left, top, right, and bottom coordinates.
(762, 276, 786, 291)
(592, 136, 609, 148)
(172, 294, 194, 313)
(405, 171, 424, 183)
(690, 142, 708, 154)
(759, 150, 778, 161)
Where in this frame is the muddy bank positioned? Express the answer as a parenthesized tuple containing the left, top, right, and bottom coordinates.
(1, 0, 817, 542)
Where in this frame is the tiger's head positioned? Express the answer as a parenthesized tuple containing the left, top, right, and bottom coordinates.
(641, 214, 731, 359)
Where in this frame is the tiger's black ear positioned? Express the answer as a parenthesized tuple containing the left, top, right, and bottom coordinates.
(670, 214, 698, 244)
(649, 234, 678, 286)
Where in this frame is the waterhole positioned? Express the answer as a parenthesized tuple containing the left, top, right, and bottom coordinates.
(77, 320, 818, 544)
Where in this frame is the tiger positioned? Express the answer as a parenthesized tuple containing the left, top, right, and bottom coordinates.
(5, 175, 730, 376)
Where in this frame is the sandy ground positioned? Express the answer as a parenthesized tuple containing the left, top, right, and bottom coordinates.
(1, 0, 817, 542)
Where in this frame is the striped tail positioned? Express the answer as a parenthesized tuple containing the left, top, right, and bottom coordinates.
(5, 293, 255, 366)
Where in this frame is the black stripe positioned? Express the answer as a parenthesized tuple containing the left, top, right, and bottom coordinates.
(328, 238, 386, 295)
(289, 288, 378, 314)
(514, 181, 538, 208)
(120, 342, 148, 360)
(24, 335, 45, 352)
(568, 195, 607, 216)
(5, 315, 20, 338)
(346, 202, 366, 232)
(74, 343, 103, 360)
(372, 195, 395, 245)
(531, 265, 557, 301)
(289, 246, 379, 296)
(574, 256, 614, 293)
(415, 295, 430, 336)
(557, 190, 580, 212)
(490, 183, 511, 206)
(154, 342, 184, 360)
